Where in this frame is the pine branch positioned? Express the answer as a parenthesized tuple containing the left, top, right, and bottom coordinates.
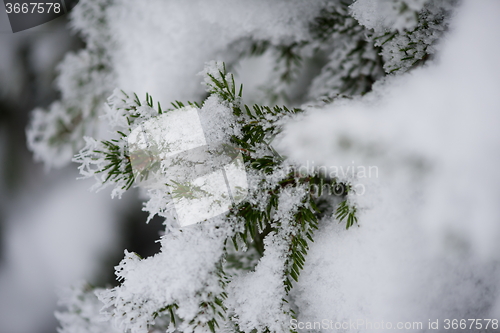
(93, 139, 134, 190)
(73, 62, 360, 333)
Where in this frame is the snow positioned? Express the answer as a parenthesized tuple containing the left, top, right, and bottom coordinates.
(104, 0, 326, 105)
(351, 0, 457, 74)
(278, 0, 500, 326)
(351, 0, 428, 32)
(197, 95, 237, 146)
(227, 232, 289, 333)
(98, 224, 230, 333)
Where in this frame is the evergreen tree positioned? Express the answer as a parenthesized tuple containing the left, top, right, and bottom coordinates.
(26, 1, 500, 333)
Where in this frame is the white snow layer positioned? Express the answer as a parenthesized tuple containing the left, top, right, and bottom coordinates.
(103, 0, 325, 105)
(278, 0, 500, 328)
(351, 0, 428, 32)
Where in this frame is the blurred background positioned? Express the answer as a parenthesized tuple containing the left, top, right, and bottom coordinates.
(0, 9, 163, 333)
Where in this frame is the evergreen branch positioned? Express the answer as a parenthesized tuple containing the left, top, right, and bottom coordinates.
(335, 199, 358, 229)
(94, 139, 134, 190)
(205, 62, 243, 104)
(74, 63, 360, 333)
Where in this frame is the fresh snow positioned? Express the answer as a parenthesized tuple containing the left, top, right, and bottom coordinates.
(278, 0, 500, 325)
